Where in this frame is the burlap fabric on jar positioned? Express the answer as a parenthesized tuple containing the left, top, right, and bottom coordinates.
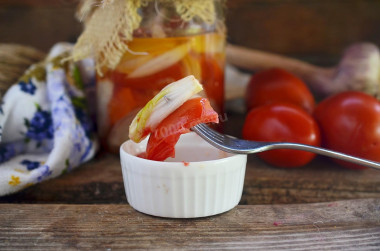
(71, 0, 226, 152)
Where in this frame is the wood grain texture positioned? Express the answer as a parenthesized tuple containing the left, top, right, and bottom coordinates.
(0, 6, 81, 51)
(1, 150, 379, 205)
(0, 199, 379, 250)
(0, 0, 78, 7)
(226, 0, 380, 64)
(1, 0, 380, 65)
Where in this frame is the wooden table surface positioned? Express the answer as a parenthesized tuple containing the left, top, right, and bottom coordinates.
(1, 106, 380, 249)
(1, 0, 380, 248)
(1, 199, 379, 250)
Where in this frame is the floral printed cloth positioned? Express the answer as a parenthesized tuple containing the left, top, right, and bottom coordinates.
(0, 43, 98, 196)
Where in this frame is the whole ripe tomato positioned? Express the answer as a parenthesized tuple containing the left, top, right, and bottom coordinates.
(246, 68, 315, 113)
(242, 103, 321, 168)
(313, 91, 380, 169)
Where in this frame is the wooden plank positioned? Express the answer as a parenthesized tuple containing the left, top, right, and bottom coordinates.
(0, 149, 379, 205)
(244, 156, 380, 205)
(226, 0, 380, 64)
(0, 7, 81, 51)
(0, 199, 379, 249)
(0, 1, 380, 206)
(0, 152, 126, 204)
(1, 0, 380, 65)
(0, 0, 78, 7)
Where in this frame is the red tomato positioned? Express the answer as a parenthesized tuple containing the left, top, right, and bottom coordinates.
(246, 68, 315, 113)
(242, 103, 321, 168)
(146, 97, 219, 161)
(313, 91, 380, 169)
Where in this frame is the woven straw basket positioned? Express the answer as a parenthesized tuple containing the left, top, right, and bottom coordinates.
(0, 44, 45, 99)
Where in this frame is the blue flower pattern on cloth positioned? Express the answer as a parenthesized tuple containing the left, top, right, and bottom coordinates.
(0, 144, 16, 163)
(25, 106, 54, 144)
(0, 43, 98, 195)
(37, 165, 53, 182)
(75, 107, 93, 138)
(20, 160, 40, 171)
(0, 101, 4, 115)
(19, 79, 37, 95)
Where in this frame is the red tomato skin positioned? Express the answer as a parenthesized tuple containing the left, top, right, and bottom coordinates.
(313, 91, 380, 169)
(242, 103, 321, 168)
(146, 97, 219, 161)
(246, 68, 315, 114)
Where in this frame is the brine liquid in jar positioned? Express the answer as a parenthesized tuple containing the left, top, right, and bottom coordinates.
(96, 1, 226, 152)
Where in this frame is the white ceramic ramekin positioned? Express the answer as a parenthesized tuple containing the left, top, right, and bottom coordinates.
(120, 132, 247, 218)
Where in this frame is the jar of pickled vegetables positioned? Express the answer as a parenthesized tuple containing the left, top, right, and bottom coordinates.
(73, 0, 226, 151)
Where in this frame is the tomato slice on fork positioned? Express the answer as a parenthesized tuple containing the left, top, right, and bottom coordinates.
(146, 97, 219, 161)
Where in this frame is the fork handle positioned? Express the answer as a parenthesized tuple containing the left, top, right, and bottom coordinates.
(266, 142, 380, 170)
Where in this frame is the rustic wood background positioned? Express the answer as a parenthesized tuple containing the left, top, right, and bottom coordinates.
(1, 0, 380, 66)
(1, 199, 379, 249)
(1, 2, 380, 248)
(1, 0, 380, 206)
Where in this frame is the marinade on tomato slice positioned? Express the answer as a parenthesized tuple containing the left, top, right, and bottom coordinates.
(146, 97, 219, 161)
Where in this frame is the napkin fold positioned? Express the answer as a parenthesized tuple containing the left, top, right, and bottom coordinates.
(0, 43, 98, 196)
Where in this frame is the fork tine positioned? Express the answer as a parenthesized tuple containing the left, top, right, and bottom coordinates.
(195, 124, 220, 140)
(193, 124, 225, 144)
(207, 125, 229, 143)
(192, 124, 234, 153)
(192, 124, 213, 140)
(197, 124, 224, 140)
(192, 124, 211, 139)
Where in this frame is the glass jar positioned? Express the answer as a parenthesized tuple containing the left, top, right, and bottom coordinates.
(97, 0, 226, 152)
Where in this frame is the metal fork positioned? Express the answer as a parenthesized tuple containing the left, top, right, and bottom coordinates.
(191, 123, 380, 170)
